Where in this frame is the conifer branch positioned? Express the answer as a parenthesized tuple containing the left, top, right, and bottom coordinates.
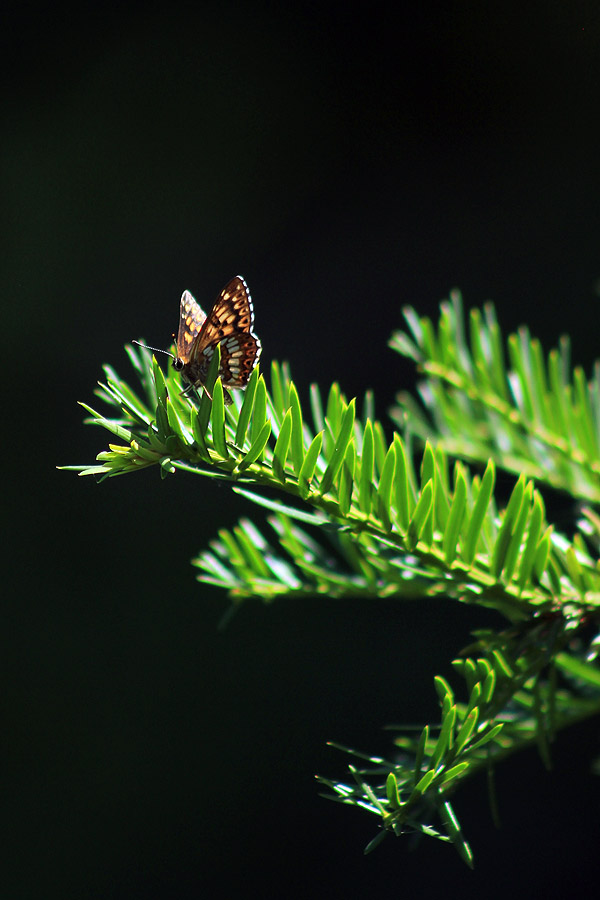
(61, 294, 600, 864)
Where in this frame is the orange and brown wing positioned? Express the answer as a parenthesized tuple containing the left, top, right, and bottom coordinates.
(189, 275, 256, 362)
(218, 331, 262, 388)
(176, 290, 207, 364)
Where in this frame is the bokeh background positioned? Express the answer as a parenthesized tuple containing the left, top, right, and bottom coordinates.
(3, 4, 600, 897)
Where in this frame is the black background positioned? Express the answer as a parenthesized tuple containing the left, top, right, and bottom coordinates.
(3, 3, 600, 897)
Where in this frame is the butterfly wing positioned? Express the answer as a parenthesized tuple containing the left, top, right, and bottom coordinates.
(176, 290, 207, 364)
(189, 275, 261, 387)
(218, 331, 262, 388)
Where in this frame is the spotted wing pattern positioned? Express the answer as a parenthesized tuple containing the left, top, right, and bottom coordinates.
(173, 276, 261, 402)
(175, 290, 207, 364)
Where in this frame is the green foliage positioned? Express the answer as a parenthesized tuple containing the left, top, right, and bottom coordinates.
(62, 293, 600, 865)
(389, 292, 600, 501)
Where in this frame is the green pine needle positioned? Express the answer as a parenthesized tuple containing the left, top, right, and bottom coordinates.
(61, 292, 600, 865)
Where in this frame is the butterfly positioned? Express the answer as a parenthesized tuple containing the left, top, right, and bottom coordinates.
(135, 276, 261, 405)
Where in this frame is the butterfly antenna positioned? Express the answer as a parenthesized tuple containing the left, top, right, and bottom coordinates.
(131, 340, 175, 359)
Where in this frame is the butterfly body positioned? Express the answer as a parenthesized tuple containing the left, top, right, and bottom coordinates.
(173, 276, 261, 404)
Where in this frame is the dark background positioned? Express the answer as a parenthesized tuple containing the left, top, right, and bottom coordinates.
(3, 3, 600, 897)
